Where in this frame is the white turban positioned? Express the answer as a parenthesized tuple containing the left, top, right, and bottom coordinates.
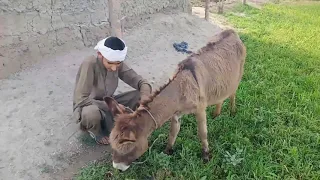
(94, 37, 128, 62)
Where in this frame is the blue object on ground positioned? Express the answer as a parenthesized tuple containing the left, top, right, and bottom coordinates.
(173, 41, 192, 54)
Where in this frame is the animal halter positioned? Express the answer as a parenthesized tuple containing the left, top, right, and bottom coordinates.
(125, 106, 158, 129)
(144, 108, 158, 129)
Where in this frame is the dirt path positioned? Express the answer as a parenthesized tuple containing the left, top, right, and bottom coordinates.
(0, 11, 222, 180)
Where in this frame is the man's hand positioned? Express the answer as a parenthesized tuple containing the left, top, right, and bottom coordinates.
(139, 94, 150, 104)
(118, 104, 126, 111)
(137, 94, 150, 112)
(139, 83, 152, 103)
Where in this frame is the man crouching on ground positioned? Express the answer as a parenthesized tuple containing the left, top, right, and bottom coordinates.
(72, 36, 152, 145)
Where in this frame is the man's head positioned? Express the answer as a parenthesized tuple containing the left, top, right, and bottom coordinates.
(98, 54, 122, 72)
(94, 36, 128, 71)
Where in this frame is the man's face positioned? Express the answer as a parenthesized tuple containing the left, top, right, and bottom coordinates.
(98, 52, 121, 71)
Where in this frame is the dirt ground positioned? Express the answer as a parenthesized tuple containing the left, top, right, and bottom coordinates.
(0, 10, 223, 179)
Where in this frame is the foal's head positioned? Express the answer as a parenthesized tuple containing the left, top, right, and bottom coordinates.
(104, 97, 152, 171)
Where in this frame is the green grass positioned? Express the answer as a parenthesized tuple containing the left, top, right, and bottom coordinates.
(78, 133, 98, 147)
(76, 3, 320, 180)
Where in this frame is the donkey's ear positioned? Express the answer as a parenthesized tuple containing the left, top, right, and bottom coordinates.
(119, 131, 137, 144)
(103, 96, 124, 117)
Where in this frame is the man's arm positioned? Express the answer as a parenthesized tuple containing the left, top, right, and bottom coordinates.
(118, 62, 152, 100)
(73, 59, 95, 111)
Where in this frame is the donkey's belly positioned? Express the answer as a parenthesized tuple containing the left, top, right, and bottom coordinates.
(207, 93, 230, 106)
(206, 78, 240, 106)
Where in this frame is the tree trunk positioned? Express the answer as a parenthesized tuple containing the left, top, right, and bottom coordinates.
(108, 0, 122, 38)
(205, 0, 210, 21)
(242, 0, 246, 5)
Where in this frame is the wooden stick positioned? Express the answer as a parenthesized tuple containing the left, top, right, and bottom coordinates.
(120, 16, 126, 36)
(205, 0, 210, 21)
(108, 0, 123, 38)
(218, 0, 224, 14)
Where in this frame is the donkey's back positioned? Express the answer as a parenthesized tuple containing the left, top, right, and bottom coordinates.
(183, 29, 246, 108)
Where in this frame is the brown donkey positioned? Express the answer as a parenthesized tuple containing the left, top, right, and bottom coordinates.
(104, 29, 246, 171)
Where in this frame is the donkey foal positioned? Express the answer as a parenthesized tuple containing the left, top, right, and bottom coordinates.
(104, 29, 246, 171)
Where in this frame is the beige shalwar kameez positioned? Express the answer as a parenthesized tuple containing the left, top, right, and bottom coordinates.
(72, 55, 151, 137)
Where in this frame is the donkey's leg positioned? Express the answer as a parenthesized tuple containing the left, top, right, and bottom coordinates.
(213, 102, 223, 119)
(196, 109, 210, 163)
(164, 115, 181, 155)
(229, 93, 236, 116)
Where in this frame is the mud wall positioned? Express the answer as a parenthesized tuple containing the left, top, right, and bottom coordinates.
(0, 0, 191, 79)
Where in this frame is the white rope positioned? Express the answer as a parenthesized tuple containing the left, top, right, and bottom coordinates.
(124, 106, 161, 165)
(125, 106, 158, 129)
(144, 108, 158, 129)
(132, 134, 165, 165)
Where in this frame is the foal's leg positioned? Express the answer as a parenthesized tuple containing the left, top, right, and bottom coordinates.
(196, 109, 210, 163)
(164, 115, 181, 155)
(229, 93, 236, 116)
(213, 102, 223, 119)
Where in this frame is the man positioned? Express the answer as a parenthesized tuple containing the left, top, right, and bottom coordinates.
(72, 36, 152, 145)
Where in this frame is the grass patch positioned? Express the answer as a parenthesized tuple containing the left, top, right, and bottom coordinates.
(78, 133, 97, 147)
(75, 3, 320, 180)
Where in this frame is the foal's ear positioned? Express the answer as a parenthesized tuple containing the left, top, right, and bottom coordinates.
(103, 96, 124, 117)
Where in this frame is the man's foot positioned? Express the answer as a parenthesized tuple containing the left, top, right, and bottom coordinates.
(96, 136, 110, 145)
(87, 131, 110, 145)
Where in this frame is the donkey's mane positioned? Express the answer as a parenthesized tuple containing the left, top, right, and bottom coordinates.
(117, 29, 236, 120)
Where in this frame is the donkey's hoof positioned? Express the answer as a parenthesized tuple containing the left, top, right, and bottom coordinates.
(164, 148, 174, 155)
(213, 113, 220, 119)
(230, 109, 237, 117)
(202, 149, 211, 163)
(202, 155, 210, 163)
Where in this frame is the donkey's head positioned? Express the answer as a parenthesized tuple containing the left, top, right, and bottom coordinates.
(103, 97, 152, 171)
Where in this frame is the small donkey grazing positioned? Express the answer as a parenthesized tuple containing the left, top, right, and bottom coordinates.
(104, 29, 246, 171)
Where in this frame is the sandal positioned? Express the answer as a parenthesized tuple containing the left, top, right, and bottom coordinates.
(87, 130, 110, 145)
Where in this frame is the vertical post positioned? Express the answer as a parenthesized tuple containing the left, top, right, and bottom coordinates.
(205, 0, 210, 21)
(108, 0, 123, 38)
(242, 0, 246, 5)
(218, 0, 224, 14)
